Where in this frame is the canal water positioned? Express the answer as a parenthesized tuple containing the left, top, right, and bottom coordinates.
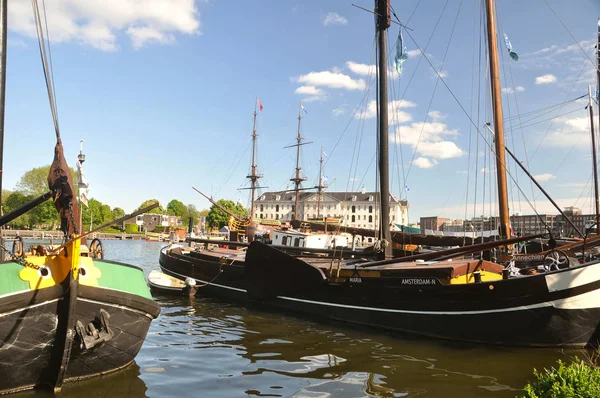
(14, 240, 590, 397)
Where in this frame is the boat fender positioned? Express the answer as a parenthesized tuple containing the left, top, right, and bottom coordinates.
(473, 271, 482, 283)
(185, 278, 196, 287)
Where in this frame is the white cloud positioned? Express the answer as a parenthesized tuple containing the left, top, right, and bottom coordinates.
(414, 157, 436, 169)
(392, 120, 464, 160)
(9, 0, 200, 51)
(128, 26, 174, 49)
(545, 116, 590, 149)
(535, 74, 557, 85)
(533, 173, 556, 182)
(501, 86, 525, 94)
(437, 70, 448, 78)
(428, 110, 444, 121)
(323, 12, 347, 26)
(346, 61, 375, 76)
(406, 49, 421, 58)
(358, 99, 416, 122)
(332, 107, 346, 117)
(296, 71, 366, 91)
(480, 167, 490, 173)
(295, 86, 325, 96)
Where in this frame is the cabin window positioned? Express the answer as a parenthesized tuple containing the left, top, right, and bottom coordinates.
(368, 238, 373, 243)
(276, 205, 279, 212)
(369, 215, 373, 223)
(351, 215, 355, 222)
(352, 205, 356, 213)
(294, 238, 300, 247)
(369, 206, 373, 213)
(282, 236, 288, 246)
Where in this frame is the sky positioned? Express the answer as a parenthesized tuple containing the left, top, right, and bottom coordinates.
(3, 0, 600, 224)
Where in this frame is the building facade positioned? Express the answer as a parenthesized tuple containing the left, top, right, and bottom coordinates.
(123, 213, 182, 232)
(253, 191, 409, 229)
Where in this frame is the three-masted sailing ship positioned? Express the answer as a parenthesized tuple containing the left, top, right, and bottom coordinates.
(163, 0, 600, 347)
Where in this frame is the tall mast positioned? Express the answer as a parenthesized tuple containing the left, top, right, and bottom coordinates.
(77, 140, 85, 234)
(376, 0, 392, 258)
(596, 17, 600, 231)
(291, 104, 307, 220)
(0, 0, 6, 260)
(315, 146, 326, 219)
(589, 85, 600, 232)
(247, 99, 262, 220)
(484, 0, 511, 240)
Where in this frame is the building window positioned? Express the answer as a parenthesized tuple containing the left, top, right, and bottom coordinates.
(260, 213, 263, 219)
(276, 214, 279, 220)
(276, 205, 279, 212)
(352, 215, 356, 222)
(369, 215, 373, 223)
(369, 206, 373, 213)
(352, 205, 356, 213)
(260, 205, 264, 212)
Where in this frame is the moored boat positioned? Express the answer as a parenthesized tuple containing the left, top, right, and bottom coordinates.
(0, 1, 160, 393)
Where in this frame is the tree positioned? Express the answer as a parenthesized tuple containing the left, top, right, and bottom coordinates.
(82, 198, 114, 230)
(112, 207, 125, 220)
(136, 199, 164, 214)
(3, 192, 31, 228)
(17, 165, 77, 195)
(206, 199, 247, 229)
(167, 199, 186, 217)
(184, 204, 201, 226)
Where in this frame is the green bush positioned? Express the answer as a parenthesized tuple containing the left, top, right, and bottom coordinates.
(125, 223, 140, 234)
(518, 359, 600, 398)
(154, 225, 166, 233)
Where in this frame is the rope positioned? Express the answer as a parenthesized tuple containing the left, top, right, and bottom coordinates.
(31, 0, 60, 141)
(543, 0, 599, 73)
(400, 25, 553, 232)
(530, 56, 594, 161)
(404, 0, 463, 187)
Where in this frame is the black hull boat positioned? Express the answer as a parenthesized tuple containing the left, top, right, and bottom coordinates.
(0, 258, 160, 394)
(160, 242, 600, 347)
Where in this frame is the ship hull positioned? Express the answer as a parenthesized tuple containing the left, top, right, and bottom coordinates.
(160, 244, 600, 348)
(0, 260, 159, 394)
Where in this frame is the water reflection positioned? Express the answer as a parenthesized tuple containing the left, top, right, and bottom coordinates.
(142, 294, 585, 398)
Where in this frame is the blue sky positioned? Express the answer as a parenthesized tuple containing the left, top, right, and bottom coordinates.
(4, 0, 600, 223)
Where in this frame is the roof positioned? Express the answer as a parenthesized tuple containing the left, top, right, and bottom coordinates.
(256, 191, 407, 205)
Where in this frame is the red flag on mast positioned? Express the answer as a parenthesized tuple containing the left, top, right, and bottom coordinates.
(257, 98, 263, 111)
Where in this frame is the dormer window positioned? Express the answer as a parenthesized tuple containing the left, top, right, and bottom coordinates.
(352, 195, 357, 202)
(369, 195, 374, 201)
(276, 195, 281, 201)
